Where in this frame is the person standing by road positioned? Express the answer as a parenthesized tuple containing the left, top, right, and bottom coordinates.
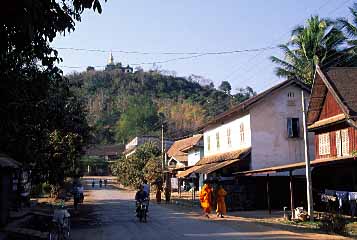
(199, 181, 212, 218)
(164, 186, 171, 204)
(216, 185, 227, 218)
(156, 186, 162, 204)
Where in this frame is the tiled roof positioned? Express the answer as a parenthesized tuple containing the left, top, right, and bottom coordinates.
(325, 67, 357, 117)
(166, 134, 202, 163)
(308, 66, 357, 126)
(195, 148, 251, 165)
(235, 155, 353, 176)
(86, 144, 124, 156)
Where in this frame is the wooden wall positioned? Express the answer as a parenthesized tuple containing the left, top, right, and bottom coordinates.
(318, 91, 343, 121)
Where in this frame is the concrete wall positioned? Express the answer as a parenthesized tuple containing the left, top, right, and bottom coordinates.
(187, 148, 204, 166)
(250, 85, 315, 170)
(203, 114, 251, 157)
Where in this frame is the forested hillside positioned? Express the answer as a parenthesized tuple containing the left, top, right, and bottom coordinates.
(67, 67, 256, 144)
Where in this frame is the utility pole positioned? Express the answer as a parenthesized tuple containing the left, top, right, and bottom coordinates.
(301, 90, 314, 221)
(161, 124, 165, 181)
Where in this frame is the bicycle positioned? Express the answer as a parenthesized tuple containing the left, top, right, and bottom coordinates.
(48, 203, 71, 240)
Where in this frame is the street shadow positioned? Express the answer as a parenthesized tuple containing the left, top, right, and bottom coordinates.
(70, 196, 344, 240)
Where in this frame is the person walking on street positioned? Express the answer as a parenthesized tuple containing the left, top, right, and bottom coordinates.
(156, 187, 162, 204)
(199, 181, 212, 218)
(216, 185, 227, 218)
(164, 186, 171, 204)
(104, 179, 108, 188)
(99, 179, 103, 188)
(73, 185, 81, 210)
(78, 184, 84, 203)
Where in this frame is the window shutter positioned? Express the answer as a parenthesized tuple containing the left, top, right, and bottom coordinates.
(336, 131, 341, 157)
(240, 123, 245, 144)
(341, 129, 349, 156)
(287, 118, 293, 137)
(319, 133, 330, 156)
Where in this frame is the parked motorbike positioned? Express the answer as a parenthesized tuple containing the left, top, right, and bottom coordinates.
(136, 199, 148, 222)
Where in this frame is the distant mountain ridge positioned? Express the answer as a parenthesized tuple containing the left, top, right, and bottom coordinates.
(67, 68, 255, 144)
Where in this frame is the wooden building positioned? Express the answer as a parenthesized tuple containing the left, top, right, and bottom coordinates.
(235, 66, 357, 214)
(307, 66, 357, 210)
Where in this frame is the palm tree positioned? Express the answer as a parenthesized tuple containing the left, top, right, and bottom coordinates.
(338, 3, 357, 60)
(338, 3, 357, 38)
(271, 16, 348, 85)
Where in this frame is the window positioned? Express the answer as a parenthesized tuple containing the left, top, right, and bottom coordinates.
(287, 118, 299, 138)
(319, 133, 330, 156)
(288, 92, 295, 98)
(336, 129, 349, 156)
(240, 123, 245, 144)
(216, 132, 220, 150)
(227, 128, 231, 146)
(207, 136, 211, 151)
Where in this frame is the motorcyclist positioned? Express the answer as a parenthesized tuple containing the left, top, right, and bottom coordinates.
(135, 185, 148, 216)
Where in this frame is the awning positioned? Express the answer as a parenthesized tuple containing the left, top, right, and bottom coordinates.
(176, 165, 202, 178)
(195, 159, 240, 174)
(235, 155, 355, 176)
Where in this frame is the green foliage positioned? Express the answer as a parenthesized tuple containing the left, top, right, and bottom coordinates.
(116, 96, 160, 143)
(219, 81, 232, 94)
(68, 69, 256, 143)
(110, 143, 160, 188)
(271, 16, 353, 85)
(0, 0, 105, 186)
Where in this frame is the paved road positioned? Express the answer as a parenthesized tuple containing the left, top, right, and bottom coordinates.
(71, 182, 346, 240)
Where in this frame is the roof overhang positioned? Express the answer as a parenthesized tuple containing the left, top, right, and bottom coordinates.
(308, 113, 347, 131)
(234, 155, 355, 176)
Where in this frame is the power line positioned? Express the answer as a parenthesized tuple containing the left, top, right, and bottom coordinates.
(58, 46, 278, 69)
(222, 0, 350, 86)
(57, 46, 277, 56)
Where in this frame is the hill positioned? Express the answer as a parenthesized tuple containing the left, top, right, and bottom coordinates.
(67, 67, 255, 144)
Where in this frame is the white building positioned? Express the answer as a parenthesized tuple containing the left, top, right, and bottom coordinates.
(178, 79, 314, 189)
(167, 134, 203, 169)
(124, 136, 173, 158)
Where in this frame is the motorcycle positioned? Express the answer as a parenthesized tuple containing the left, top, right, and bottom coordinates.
(136, 199, 148, 222)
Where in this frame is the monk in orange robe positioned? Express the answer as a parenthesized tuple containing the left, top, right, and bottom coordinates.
(199, 182, 212, 218)
(216, 185, 227, 218)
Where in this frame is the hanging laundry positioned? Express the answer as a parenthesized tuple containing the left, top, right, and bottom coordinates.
(321, 194, 336, 202)
(335, 191, 348, 209)
(349, 192, 357, 201)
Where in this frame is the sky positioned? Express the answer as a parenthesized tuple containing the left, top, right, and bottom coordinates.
(53, 0, 354, 93)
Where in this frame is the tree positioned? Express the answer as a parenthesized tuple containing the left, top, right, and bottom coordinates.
(0, 0, 105, 186)
(219, 81, 232, 94)
(338, 3, 357, 64)
(271, 16, 349, 85)
(111, 143, 160, 188)
(115, 96, 160, 143)
(233, 87, 257, 103)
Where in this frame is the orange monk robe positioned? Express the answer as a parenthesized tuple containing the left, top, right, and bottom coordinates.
(199, 184, 212, 213)
(216, 187, 227, 215)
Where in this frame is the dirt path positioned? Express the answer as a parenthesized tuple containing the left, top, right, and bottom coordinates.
(71, 179, 348, 240)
